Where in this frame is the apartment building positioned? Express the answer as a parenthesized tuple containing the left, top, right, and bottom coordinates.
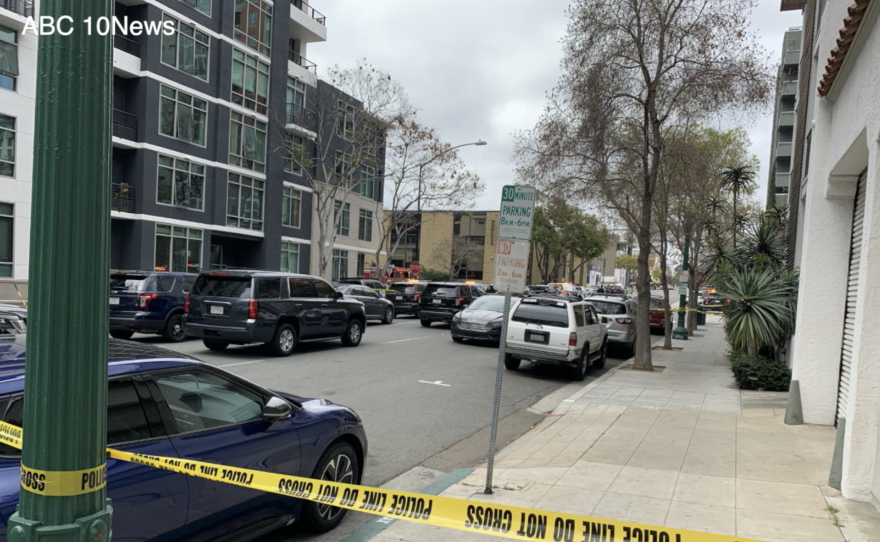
(0, 0, 384, 302)
(767, 27, 802, 208)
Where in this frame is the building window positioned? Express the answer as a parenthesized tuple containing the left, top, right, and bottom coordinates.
(0, 202, 12, 277)
(229, 111, 266, 173)
(155, 224, 202, 273)
(332, 249, 349, 282)
(157, 155, 205, 210)
(160, 15, 209, 81)
(282, 186, 301, 228)
(335, 151, 351, 185)
(358, 209, 373, 242)
(280, 241, 299, 273)
(336, 100, 355, 139)
(356, 253, 365, 276)
(334, 201, 350, 236)
(0, 26, 18, 91)
(0, 114, 13, 177)
(159, 85, 207, 146)
(231, 48, 269, 115)
(359, 164, 374, 198)
(227, 173, 264, 231)
(178, 0, 211, 16)
(284, 134, 304, 175)
(234, 0, 272, 56)
(287, 77, 305, 108)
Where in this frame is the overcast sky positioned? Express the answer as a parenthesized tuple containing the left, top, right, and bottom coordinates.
(308, 0, 805, 211)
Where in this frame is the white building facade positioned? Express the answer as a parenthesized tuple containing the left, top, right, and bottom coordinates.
(788, 0, 880, 509)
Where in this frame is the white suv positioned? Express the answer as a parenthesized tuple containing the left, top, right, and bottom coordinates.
(504, 297, 607, 380)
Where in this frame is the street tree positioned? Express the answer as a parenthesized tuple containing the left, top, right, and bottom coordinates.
(531, 199, 609, 283)
(721, 165, 758, 248)
(430, 235, 483, 279)
(514, 0, 773, 370)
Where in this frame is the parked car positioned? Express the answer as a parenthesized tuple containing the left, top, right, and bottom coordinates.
(386, 281, 427, 316)
(0, 312, 25, 338)
(184, 271, 367, 356)
(450, 294, 510, 343)
(524, 285, 552, 295)
(109, 271, 197, 342)
(336, 284, 395, 324)
(649, 297, 666, 333)
(0, 339, 367, 540)
(587, 296, 638, 356)
(0, 305, 26, 324)
(503, 297, 607, 381)
(337, 277, 386, 291)
(418, 282, 483, 326)
(701, 296, 727, 313)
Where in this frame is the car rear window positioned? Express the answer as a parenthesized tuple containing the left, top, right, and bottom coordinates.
(590, 301, 627, 315)
(110, 274, 152, 292)
(468, 296, 505, 312)
(512, 303, 569, 328)
(423, 285, 459, 297)
(650, 298, 663, 309)
(192, 276, 252, 298)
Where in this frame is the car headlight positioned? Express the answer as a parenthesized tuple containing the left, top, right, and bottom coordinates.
(489, 319, 503, 328)
(452, 313, 461, 322)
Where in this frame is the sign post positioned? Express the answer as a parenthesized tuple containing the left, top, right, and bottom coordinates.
(485, 186, 535, 494)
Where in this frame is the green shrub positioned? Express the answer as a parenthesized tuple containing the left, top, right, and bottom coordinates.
(729, 353, 791, 391)
(420, 269, 452, 281)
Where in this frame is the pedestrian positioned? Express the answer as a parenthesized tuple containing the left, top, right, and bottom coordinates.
(598, 286, 605, 294)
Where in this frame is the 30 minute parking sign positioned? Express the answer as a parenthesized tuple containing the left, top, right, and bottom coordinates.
(498, 185, 536, 240)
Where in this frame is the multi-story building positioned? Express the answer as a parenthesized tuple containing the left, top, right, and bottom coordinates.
(0, 0, 384, 302)
(766, 27, 802, 208)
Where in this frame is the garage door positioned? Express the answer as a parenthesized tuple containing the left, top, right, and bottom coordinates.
(837, 172, 867, 424)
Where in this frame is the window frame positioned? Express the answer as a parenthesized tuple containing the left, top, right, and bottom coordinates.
(156, 154, 206, 211)
(334, 201, 350, 236)
(229, 111, 267, 173)
(230, 47, 269, 115)
(281, 185, 302, 228)
(233, 0, 273, 56)
(158, 85, 208, 147)
(332, 249, 349, 282)
(0, 201, 12, 278)
(0, 113, 15, 177)
(154, 223, 203, 273)
(160, 14, 210, 82)
(336, 100, 355, 140)
(280, 240, 300, 273)
(226, 172, 265, 231)
(358, 208, 373, 242)
(358, 164, 375, 198)
(178, 0, 212, 17)
(0, 25, 19, 92)
(284, 133, 304, 176)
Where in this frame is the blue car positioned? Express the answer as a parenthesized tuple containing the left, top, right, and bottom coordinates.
(0, 339, 367, 541)
(109, 271, 197, 342)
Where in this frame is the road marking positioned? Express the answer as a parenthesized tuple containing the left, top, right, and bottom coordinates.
(385, 335, 435, 344)
(218, 359, 267, 368)
(418, 380, 451, 387)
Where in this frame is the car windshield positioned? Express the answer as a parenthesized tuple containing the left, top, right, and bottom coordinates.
(390, 283, 420, 293)
(467, 296, 505, 312)
(192, 276, 252, 298)
(512, 303, 569, 328)
(650, 298, 663, 309)
(590, 301, 628, 315)
(423, 285, 458, 297)
(110, 274, 151, 292)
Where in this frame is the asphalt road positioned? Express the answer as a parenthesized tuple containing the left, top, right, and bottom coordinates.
(133, 314, 631, 540)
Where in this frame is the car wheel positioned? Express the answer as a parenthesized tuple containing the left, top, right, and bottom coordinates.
(503, 353, 520, 371)
(203, 338, 229, 351)
(342, 319, 363, 347)
(420, 318, 432, 327)
(109, 329, 134, 340)
(382, 307, 394, 325)
(573, 349, 588, 381)
(270, 323, 297, 357)
(162, 314, 187, 342)
(593, 341, 607, 369)
(452, 335, 464, 343)
(300, 441, 360, 533)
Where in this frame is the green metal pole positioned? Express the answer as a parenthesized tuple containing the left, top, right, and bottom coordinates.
(8, 0, 114, 540)
(672, 233, 689, 340)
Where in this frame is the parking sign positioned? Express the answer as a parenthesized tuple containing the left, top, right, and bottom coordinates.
(498, 185, 536, 241)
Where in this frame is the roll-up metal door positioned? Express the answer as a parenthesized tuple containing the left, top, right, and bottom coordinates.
(837, 172, 867, 424)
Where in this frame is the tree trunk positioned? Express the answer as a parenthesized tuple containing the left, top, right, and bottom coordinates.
(747, 338, 758, 358)
(632, 206, 654, 371)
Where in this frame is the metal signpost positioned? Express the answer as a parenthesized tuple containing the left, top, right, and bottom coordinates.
(485, 186, 535, 494)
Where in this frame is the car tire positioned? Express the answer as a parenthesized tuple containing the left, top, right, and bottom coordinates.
(452, 335, 464, 343)
(593, 341, 607, 369)
(382, 307, 394, 325)
(573, 349, 588, 381)
(203, 338, 229, 351)
(299, 441, 360, 533)
(503, 353, 520, 371)
(162, 313, 187, 342)
(342, 319, 363, 347)
(627, 337, 636, 358)
(420, 318, 432, 327)
(269, 323, 297, 357)
(109, 329, 134, 340)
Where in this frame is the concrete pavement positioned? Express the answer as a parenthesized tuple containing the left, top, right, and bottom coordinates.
(369, 317, 880, 542)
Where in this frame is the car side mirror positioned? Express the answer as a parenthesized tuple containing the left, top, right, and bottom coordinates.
(263, 396, 292, 421)
(335, 291, 345, 300)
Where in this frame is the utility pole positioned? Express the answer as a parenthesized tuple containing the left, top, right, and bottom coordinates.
(8, 1, 114, 540)
(672, 233, 690, 340)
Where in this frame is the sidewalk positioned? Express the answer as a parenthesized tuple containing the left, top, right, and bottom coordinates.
(377, 318, 880, 542)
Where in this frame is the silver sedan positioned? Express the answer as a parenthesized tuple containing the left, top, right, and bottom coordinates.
(586, 296, 637, 356)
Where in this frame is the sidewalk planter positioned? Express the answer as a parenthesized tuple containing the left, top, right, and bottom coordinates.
(730, 353, 791, 391)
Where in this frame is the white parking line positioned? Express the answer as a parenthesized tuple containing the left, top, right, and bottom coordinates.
(385, 335, 436, 344)
(218, 359, 267, 368)
(418, 380, 451, 387)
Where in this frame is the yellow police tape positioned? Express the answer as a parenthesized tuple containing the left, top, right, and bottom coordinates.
(0, 421, 769, 541)
(650, 306, 725, 316)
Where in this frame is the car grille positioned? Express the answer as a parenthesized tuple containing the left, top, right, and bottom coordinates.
(456, 322, 491, 332)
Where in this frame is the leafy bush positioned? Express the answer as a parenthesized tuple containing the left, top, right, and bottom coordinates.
(420, 268, 451, 281)
(730, 353, 791, 391)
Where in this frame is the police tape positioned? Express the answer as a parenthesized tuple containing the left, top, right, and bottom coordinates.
(0, 418, 770, 541)
(649, 306, 725, 316)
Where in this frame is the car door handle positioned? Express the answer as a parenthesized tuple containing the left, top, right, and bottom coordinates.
(321, 304, 329, 308)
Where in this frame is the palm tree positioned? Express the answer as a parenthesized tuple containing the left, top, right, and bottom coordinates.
(721, 166, 757, 248)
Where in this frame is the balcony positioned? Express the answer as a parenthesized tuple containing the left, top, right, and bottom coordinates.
(780, 0, 806, 11)
(288, 50, 317, 73)
(111, 183, 135, 214)
(114, 35, 140, 57)
(777, 111, 795, 128)
(112, 109, 138, 141)
(0, 0, 33, 17)
(775, 172, 791, 189)
(285, 103, 317, 139)
(781, 81, 797, 97)
(294, 0, 326, 25)
(776, 142, 792, 158)
(290, 0, 327, 43)
(783, 48, 801, 66)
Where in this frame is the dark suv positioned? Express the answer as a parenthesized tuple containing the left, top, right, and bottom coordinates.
(184, 271, 367, 356)
(109, 271, 197, 342)
(418, 282, 483, 327)
(386, 281, 427, 316)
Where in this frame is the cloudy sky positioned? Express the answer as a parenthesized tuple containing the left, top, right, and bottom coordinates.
(308, 0, 804, 211)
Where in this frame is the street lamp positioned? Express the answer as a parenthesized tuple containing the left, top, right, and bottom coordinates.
(412, 140, 487, 263)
